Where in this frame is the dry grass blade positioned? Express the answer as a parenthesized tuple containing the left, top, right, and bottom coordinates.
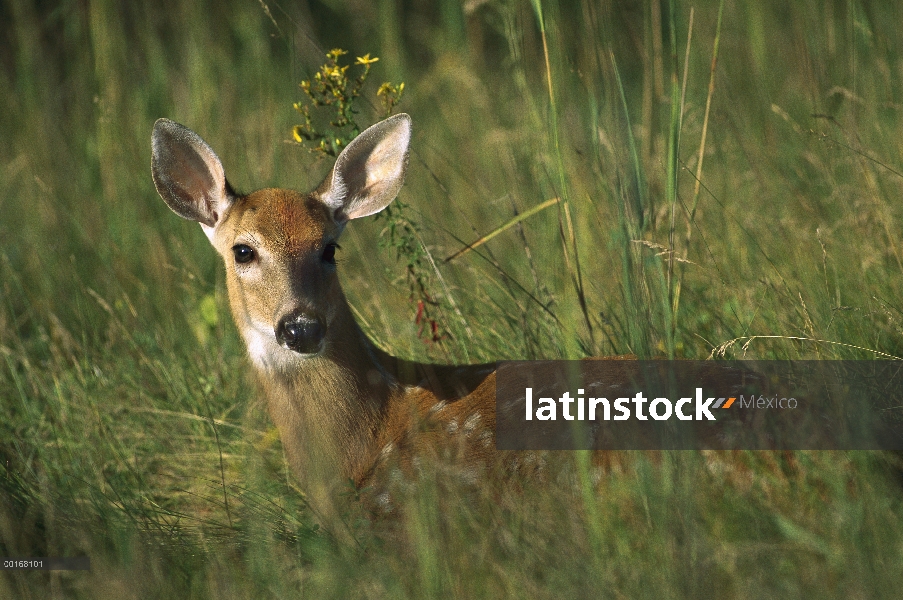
(444, 197, 560, 263)
(708, 335, 903, 360)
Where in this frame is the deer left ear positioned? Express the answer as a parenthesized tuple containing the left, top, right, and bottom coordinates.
(317, 113, 411, 223)
(151, 118, 233, 229)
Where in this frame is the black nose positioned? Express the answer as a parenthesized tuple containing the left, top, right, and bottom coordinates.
(275, 313, 325, 354)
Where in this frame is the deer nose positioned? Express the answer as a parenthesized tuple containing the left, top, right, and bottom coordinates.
(275, 313, 325, 354)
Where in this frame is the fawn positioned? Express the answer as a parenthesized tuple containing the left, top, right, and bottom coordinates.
(151, 114, 498, 506)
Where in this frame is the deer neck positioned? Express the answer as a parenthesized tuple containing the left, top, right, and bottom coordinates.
(246, 292, 403, 483)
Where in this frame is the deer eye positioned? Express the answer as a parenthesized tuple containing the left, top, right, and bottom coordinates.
(232, 244, 255, 264)
(322, 243, 339, 265)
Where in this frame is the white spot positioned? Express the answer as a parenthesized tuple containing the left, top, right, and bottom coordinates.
(376, 491, 393, 511)
(463, 413, 481, 435)
(379, 442, 395, 459)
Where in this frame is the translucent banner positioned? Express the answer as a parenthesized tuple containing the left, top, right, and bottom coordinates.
(495, 360, 903, 450)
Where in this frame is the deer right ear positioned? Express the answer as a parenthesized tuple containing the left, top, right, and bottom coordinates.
(317, 113, 411, 224)
(151, 119, 232, 229)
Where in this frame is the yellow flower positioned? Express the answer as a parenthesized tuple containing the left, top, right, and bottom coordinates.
(355, 53, 379, 66)
(377, 82, 404, 97)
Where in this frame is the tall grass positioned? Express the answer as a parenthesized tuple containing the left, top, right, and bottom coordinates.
(3, 0, 903, 596)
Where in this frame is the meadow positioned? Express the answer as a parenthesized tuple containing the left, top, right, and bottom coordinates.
(3, 0, 903, 596)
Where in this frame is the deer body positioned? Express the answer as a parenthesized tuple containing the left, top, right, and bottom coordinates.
(151, 115, 497, 501)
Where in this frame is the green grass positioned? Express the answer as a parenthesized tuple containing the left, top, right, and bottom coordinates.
(3, 0, 903, 596)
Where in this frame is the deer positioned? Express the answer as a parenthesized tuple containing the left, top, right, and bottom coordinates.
(151, 114, 500, 509)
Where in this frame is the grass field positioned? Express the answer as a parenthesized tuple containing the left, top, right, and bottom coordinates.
(3, 0, 903, 597)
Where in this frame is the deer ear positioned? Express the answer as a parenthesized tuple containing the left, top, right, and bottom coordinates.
(317, 113, 411, 223)
(151, 119, 232, 228)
